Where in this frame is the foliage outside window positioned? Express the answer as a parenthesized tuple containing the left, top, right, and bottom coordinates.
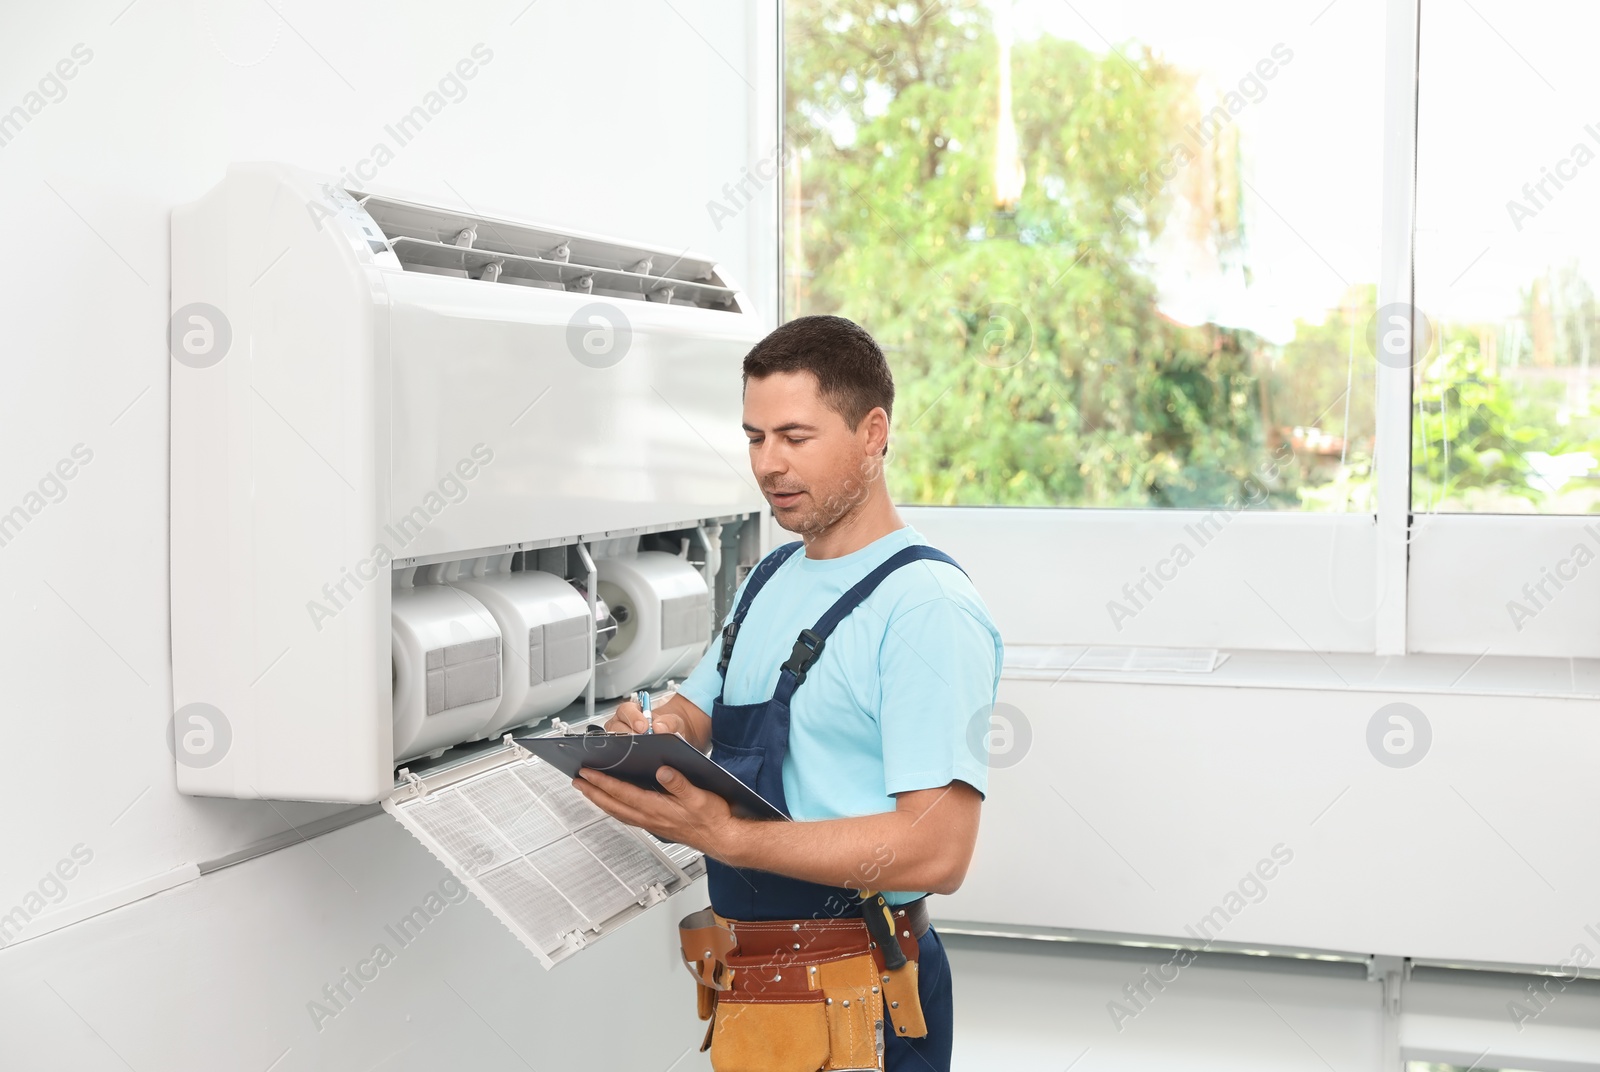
(784, 0, 1382, 511)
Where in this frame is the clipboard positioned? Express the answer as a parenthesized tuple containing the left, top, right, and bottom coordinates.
(513, 732, 788, 822)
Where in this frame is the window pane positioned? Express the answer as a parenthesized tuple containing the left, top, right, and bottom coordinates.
(783, 0, 1383, 509)
(1415, 1, 1600, 513)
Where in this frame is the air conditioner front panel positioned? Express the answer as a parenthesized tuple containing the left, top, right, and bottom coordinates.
(384, 272, 767, 558)
(172, 163, 394, 803)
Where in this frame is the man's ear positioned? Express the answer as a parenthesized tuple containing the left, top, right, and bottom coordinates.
(861, 406, 891, 459)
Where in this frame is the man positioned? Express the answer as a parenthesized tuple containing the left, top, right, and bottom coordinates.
(572, 314, 1003, 1071)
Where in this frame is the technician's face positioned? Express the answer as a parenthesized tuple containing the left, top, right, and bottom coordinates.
(743, 370, 885, 537)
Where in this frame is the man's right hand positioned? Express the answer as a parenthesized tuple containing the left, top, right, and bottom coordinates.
(602, 692, 712, 751)
(604, 698, 691, 739)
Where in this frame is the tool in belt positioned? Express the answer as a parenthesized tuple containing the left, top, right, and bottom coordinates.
(682, 540, 967, 1071)
(678, 892, 930, 1072)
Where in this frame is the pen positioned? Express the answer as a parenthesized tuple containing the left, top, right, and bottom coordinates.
(637, 689, 653, 734)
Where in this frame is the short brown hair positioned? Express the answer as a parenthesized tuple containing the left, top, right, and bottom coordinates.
(742, 315, 895, 434)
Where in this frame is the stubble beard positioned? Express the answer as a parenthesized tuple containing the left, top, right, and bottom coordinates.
(778, 454, 884, 538)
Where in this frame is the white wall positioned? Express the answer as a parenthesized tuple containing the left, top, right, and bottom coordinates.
(939, 677, 1600, 969)
(0, 0, 776, 973)
(912, 508, 1600, 972)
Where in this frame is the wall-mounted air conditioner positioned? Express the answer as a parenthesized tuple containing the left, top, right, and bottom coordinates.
(171, 162, 768, 806)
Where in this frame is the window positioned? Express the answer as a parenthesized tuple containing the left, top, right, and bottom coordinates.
(784, 0, 1385, 511)
(1414, 0, 1600, 514)
(781, 0, 1596, 657)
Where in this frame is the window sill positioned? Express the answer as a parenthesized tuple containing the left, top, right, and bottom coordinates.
(1002, 644, 1600, 701)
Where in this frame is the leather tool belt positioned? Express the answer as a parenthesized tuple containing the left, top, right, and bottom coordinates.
(678, 896, 931, 1072)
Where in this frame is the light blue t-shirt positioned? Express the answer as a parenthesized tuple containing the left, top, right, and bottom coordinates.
(677, 525, 1003, 903)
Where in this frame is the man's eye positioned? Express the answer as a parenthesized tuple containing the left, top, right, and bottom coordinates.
(787, 437, 807, 445)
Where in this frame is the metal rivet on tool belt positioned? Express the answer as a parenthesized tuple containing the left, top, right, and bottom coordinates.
(891, 1001, 899, 1008)
(810, 966, 817, 973)
(792, 923, 800, 930)
(842, 999, 850, 1007)
(902, 930, 910, 938)
(704, 949, 711, 957)
(882, 975, 890, 982)
(871, 986, 879, 993)
(900, 1025, 908, 1033)
(825, 998, 832, 1005)
(792, 942, 800, 950)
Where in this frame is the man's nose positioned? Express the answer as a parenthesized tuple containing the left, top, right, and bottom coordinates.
(749, 439, 784, 479)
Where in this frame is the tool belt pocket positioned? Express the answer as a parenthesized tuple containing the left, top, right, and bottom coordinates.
(708, 990, 831, 1072)
(706, 951, 885, 1072)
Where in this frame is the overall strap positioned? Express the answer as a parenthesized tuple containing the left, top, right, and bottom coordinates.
(777, 544, 966, 697)
(716, 541, 804, 677)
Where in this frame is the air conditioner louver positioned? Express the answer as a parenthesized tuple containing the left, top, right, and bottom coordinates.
(351, 192, 742, 312)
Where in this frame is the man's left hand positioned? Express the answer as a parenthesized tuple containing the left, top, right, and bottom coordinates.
(571, 765, 739, 856)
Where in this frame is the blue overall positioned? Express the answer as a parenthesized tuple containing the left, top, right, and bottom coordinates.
(705, 540, 963, 1072)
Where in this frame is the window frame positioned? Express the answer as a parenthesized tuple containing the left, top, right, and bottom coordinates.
(776, 0, 1585, 658)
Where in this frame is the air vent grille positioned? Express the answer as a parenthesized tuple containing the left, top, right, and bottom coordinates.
(350, 192, 741, 312)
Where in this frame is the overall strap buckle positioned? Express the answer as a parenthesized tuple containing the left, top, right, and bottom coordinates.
(712, 542, 804, 691)
(716, 621, 739, 675)
(781, 628, 826, 685)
